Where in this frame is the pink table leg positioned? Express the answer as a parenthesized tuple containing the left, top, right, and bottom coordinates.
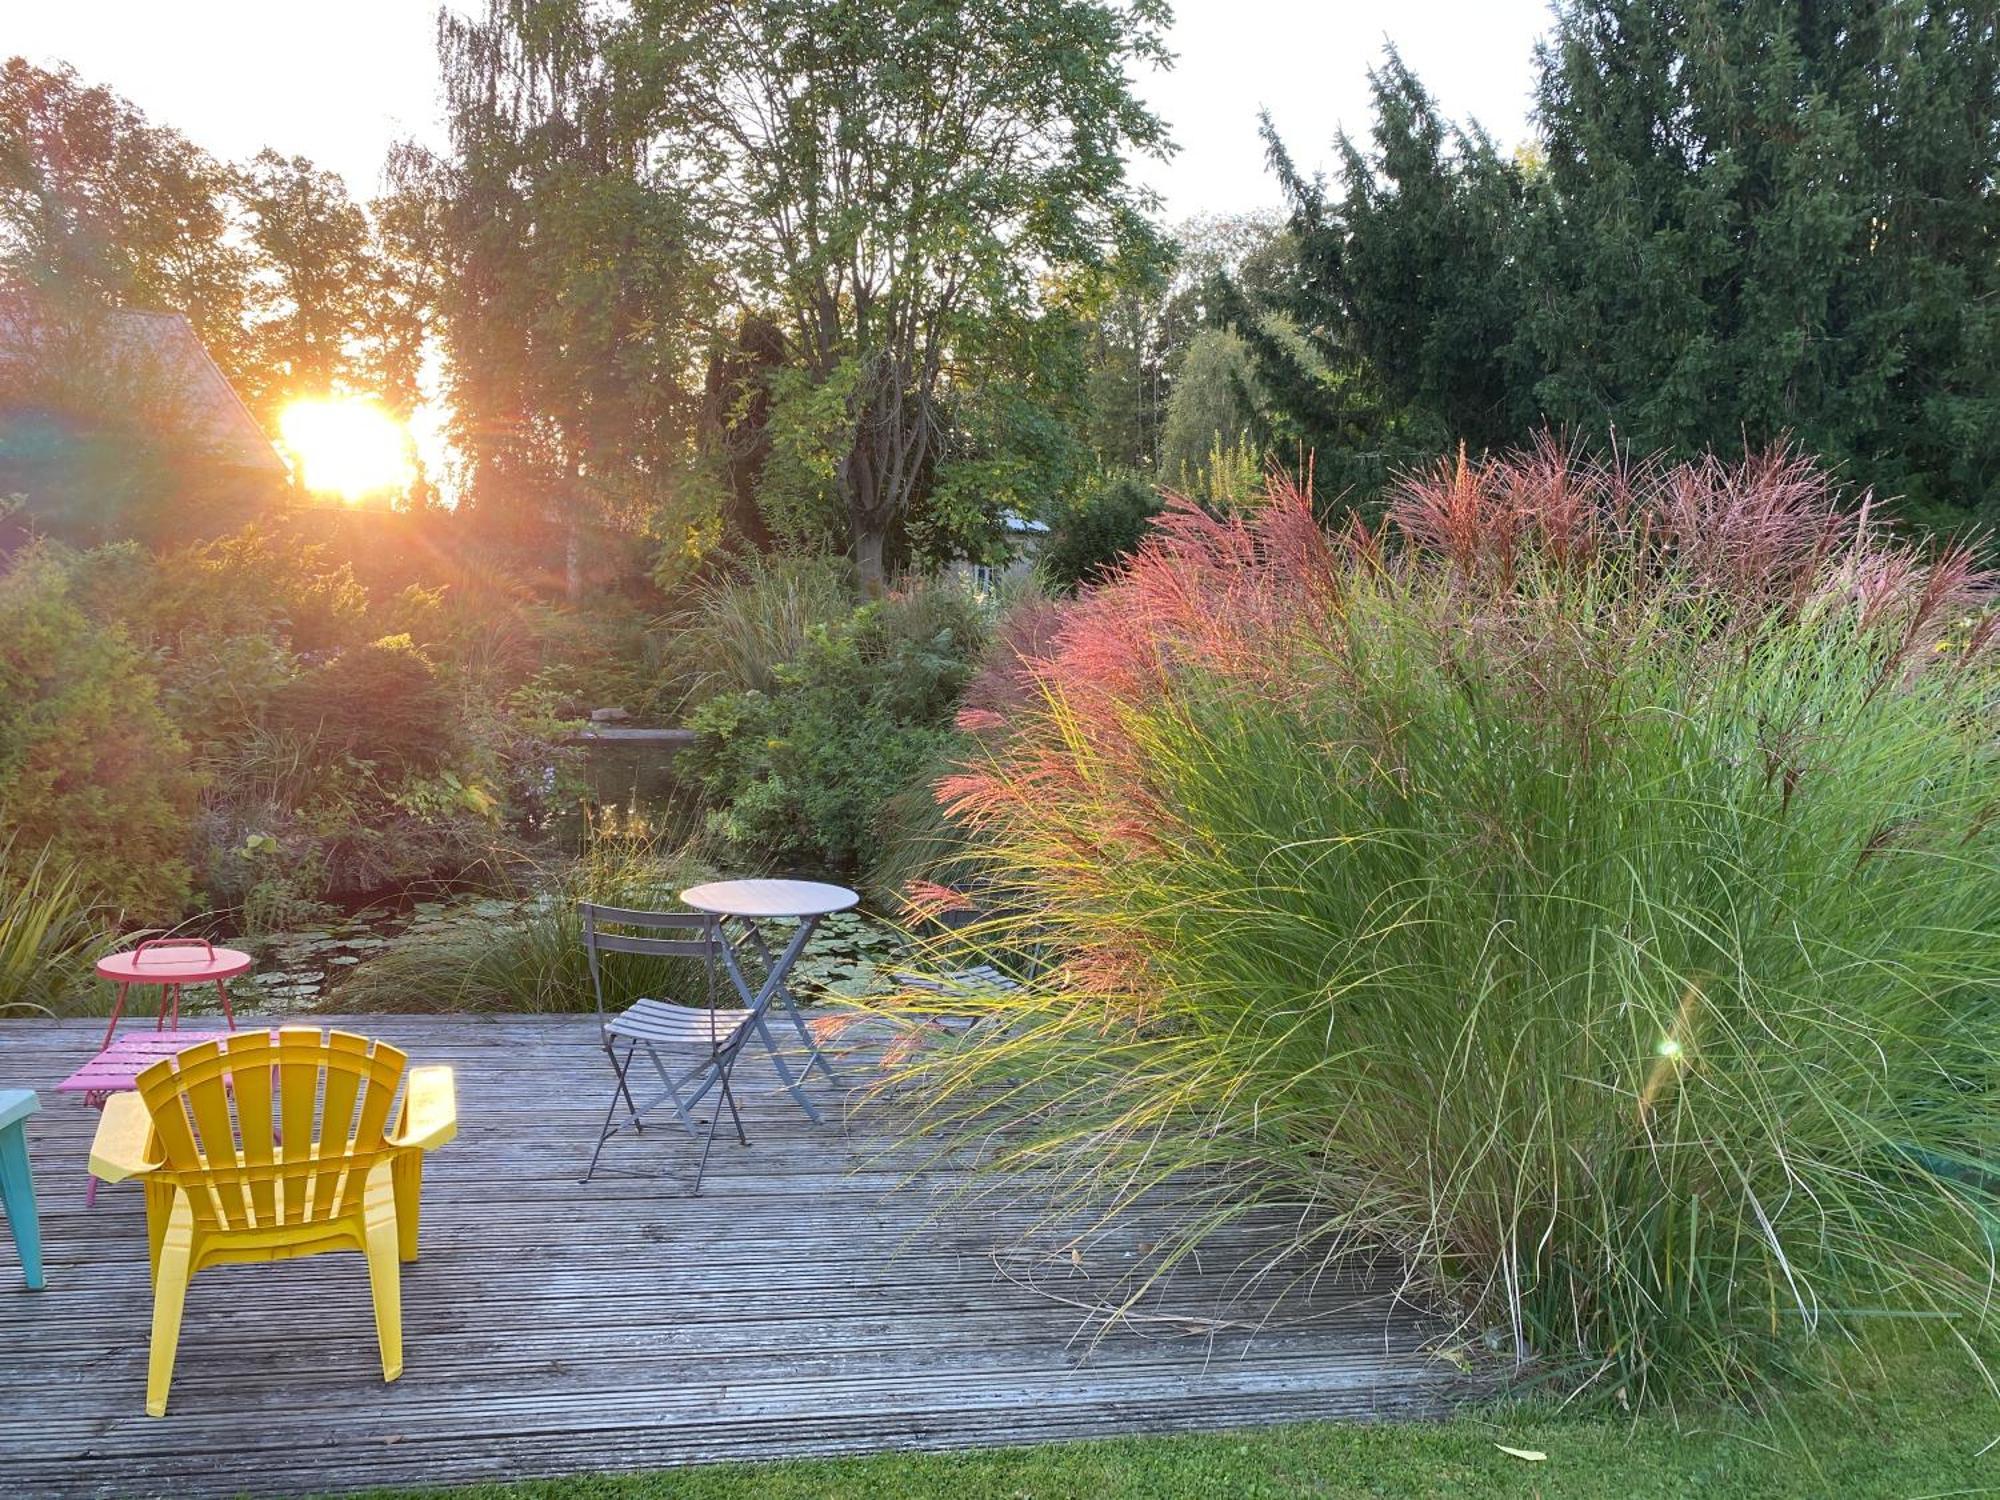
(216, 978, 236, 1030)
(100, 984, 130, 1051)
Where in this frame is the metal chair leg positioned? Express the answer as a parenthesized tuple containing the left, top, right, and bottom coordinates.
(689, 1092, 721, 1198)
(613, 1040, 645, 1131)
(640, 1041, 704, 1139)
(689, 1045, 749, 1196)
(716, 1053, 747, 1146)
(581, 1040, 641, 1182)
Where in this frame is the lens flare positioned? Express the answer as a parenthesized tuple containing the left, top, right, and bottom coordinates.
(279, 397, 414, 502)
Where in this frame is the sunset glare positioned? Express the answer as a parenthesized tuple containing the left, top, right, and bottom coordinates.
(278, 396, 414, 502)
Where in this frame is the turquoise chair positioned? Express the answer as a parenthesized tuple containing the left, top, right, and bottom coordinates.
(0, 1089, 45, 1290)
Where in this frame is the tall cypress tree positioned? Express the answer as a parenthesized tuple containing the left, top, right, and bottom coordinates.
(1226, 57, 1524, 509)
(1240, 3, 1999, 523)
(1333, 52, 1527, 453)
(1216, 118, 1410, 508)
(1523, 0, 1998, 520)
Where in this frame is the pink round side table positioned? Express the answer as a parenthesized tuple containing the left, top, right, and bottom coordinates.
(94, 938, 248, 1049)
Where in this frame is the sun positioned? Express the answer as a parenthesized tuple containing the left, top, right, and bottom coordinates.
(278, 396, 416, 502)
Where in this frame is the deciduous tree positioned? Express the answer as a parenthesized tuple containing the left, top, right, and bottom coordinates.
(400, 0, 725, 585)
(0, 58, 250, 377)
(238, 150, 423, 423)
(636, 0, 1173, 590)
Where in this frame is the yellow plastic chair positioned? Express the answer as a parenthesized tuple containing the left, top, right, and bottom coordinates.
(88, 1027, 457, 1417)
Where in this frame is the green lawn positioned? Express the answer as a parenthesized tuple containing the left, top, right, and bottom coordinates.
(360, 1342, 1996, 1500)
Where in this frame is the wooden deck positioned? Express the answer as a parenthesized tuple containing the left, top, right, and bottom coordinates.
(0, 1015, 1462, 1498)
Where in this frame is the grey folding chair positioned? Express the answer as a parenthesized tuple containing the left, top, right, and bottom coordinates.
(578, 902, 754, 1194)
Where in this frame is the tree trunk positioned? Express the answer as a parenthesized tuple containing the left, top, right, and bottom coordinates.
(854, 526, 887, 597)
(843, 422, 891, 596)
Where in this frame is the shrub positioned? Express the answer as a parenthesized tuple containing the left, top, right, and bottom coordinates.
(685, 585, 986, 875)
(1, 505, 670, 921)
(0, 545, 196, 920)
(1037, 471, 1162, 592)
(71, 526, 370, 759)
(193, 633, 520, 903)
(267, 634, 456, 772)
(500, 601, 664, 722)
(884, 442, 2000, 1409)
(870, 594, 1069, 909)
(95, 523, 372, 657)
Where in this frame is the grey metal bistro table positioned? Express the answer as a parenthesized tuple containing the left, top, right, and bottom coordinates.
(679, 878, 859, 1124)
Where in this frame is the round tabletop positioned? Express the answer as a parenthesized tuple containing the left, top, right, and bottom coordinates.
(680, 878, 859, 920)
(97, 944, 253, 985)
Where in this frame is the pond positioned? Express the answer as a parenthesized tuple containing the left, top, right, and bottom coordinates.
(225, 734, 701, 1015)
(204, 733, 911, 1019)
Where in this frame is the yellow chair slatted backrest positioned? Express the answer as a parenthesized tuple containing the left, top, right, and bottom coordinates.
(132, 1027, 410, 1235)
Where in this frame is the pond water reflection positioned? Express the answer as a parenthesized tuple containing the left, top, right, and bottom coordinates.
(547, 734, 696, 851)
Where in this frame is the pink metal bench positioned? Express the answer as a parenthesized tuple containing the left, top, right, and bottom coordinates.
(57, 1032, 229, 1206)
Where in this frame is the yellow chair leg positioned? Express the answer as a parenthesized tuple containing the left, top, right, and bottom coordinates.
(144, 1180, 173, 1287)
(364, 1170, 404, 1382)
(392, 1152, 423, 1263)
(147, 1200, 195, 1418)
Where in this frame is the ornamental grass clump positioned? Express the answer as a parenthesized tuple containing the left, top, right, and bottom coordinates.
(887, 441, 2000, 1409)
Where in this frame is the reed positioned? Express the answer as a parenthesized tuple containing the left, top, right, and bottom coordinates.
(0, 840, 107, 1017)
(882, 443, 2000, 1409)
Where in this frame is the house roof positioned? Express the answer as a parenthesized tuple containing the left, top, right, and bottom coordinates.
(0, 302, 288, 475)
(101, 310, 288, 474)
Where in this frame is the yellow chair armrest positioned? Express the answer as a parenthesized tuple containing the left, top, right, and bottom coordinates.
(392, 1065, 457, 1151)
(89, 1092, 162, 1183)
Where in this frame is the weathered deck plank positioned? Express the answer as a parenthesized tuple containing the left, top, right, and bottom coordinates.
(0, 1015, 1460, 1498)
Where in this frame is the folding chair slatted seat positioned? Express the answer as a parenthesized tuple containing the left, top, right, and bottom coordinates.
(606, 1000, 745, 1047)
(580, 902, 753, 1193)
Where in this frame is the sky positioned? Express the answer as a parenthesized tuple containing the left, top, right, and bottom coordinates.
(1134, 1, 1552, 219)
(12, 0, 1555, 486)
(10, 1, 1554, 221)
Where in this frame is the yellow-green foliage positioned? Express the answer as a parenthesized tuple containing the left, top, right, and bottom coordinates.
(0, 839, 106, 1016)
